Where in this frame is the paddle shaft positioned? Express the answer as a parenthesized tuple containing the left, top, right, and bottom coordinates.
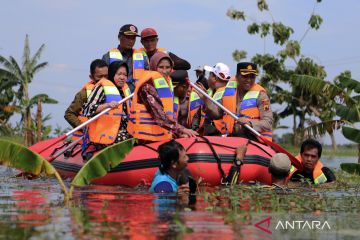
(37, 93, 134, 154)
(189, 81, 304, 171)
(189, 82, 258, 135)
(67, 93, 134, 137)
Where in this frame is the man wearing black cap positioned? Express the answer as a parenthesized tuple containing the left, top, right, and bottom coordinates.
(138, 27, 191, 70)
(102, 24, 149, 92)
(200, 62, 273, 141)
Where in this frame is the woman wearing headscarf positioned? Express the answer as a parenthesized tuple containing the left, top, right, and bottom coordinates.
(127, 52, 198, 142)
(83, 61, 132, 145)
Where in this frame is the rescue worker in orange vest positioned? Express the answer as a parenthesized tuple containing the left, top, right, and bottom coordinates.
(127, 52, 198, 142)
(196, 63, 231, 135)
(286, 139, 336, 185)
(196, 62, 273, 141)
(102, 24, 149, 92)
(171, 70, 191, 128)
(139, 27, 191, 71)
(64, 59, 108, 139)
(83, 61, 132, 146)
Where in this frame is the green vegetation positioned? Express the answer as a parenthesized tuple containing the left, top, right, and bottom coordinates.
(200, 170, 360, 223)
(0, 139, 68, 198)
(227, 0, 328, 146)
(0, 135, 24, 145)
(70, 138, 135, 197)
(0, 35, 58, 146)
(227, 0, 360, 163)
(283, 144, 358, 157)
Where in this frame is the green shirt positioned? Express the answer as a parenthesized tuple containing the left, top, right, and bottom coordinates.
(64, 89, 87, 128)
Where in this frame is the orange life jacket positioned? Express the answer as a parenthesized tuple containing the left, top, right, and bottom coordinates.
(181, 88, 225, 134)
(127, 71, 175, 141)
(221, 80, 273, 141)
(71, 81, 95, 141)
(186, 89, 203, 128)
(286, 155, 327, 185)
(173, 88, 205, 129)
(108, 48, 146, 82)
(86, 78, 131, 145)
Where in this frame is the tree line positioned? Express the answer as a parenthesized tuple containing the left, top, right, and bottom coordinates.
(227, 0, 360, 161)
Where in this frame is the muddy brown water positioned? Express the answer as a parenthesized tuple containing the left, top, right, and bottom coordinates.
(0, 157, 359, 240)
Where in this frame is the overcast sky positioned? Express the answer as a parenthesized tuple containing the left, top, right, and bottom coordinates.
(1, 0, 359, 144)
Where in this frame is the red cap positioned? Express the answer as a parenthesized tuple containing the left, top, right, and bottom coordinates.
(141, 28, 158, 39)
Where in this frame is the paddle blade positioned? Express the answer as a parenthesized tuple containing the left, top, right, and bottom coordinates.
(258, 136, 304, 171)
(0, 139, 57, 175)
(341, 163, 360, 175)
(71, 138, 136, 187)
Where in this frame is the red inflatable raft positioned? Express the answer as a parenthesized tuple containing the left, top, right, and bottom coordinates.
(30, 136, 275, 186)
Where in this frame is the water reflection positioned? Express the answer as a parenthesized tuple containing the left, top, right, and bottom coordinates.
(1, 165, 360, 239)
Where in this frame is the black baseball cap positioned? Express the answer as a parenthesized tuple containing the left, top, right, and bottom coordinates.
(119, 24, 140, 37)
(171, 70, 189, 86)
(237, 62, 258, 76)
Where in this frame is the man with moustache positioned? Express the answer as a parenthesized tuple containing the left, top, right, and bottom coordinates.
(199, 62, 273, 141)
(102, 24, 149, 92)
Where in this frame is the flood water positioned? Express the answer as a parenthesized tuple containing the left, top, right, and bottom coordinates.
(0, 156, 359, 240)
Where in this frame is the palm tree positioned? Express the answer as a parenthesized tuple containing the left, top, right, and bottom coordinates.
(292, 72, 360, 162)
(29, 94, 58, 142)
(0, 35, 56, 146)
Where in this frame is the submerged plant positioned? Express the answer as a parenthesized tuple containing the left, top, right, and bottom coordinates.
(0, 139, 69, 198)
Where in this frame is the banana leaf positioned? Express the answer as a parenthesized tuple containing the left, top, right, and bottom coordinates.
(71, 138, 135, 188)
(0, 139, 69, 197)
(342, 126, 360, 143)
(340, 163, 360, 175)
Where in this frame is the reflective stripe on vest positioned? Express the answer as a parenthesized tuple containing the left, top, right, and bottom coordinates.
(83, 82, 95, 98)
(286, 156, 327, 185)
(127, 71, 174, 141)
(108, 48, 146, 81)
(132, 49, 145, 80)
(211, 87, 228, 134)
(87, 78, 130, 144)
(222, 80, 272, 140)
(186, 90, 204, 127)
(197, 89, 214, 129)
(72, 82, 95, 142)
(174, 96, 179, 119)
(109, 48, 123, 64)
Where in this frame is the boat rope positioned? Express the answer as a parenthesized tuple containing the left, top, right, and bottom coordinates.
(138, 143, 158, 153)
(198, 136, 227, 182)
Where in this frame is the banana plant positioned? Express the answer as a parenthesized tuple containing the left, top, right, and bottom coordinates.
(292, 72, 360, 169)
(0, 139, 69, 198)
(70, 138, 136, 198)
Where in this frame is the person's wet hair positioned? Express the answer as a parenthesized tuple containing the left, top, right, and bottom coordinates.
(90, 59, 108, 76)
(300, 139, 322, 158)
(108, 61, 129, 83)
(158, 140, 185, 174)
